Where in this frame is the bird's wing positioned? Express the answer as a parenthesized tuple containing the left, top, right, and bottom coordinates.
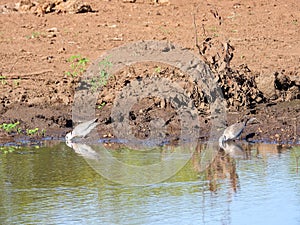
(224, 122, 245, 140)
(73, 118, 98, 135)
(86, 118, 99, 130)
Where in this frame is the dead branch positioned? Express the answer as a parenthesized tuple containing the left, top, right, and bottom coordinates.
(2, 69, 54, 79)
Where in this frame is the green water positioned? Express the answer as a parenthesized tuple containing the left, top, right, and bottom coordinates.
(0, 141, 299, 225)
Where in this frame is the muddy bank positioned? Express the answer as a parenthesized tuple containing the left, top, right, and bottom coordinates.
(0, 101, 299, 145)
(1, 82, 299, 146)
(0, 39, 299, 145)
(1, 39, 299, 145)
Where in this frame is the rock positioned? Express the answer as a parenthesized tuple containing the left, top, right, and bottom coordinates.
(255, 72, 275, 98)
(0, 3, 16, 14)
(15, 0, 35, 12)
(290, 74, 300, 85)
(57, 47, 65, 53)
(13, 0, 93, 14)
(47, 27, 58, 32)
(274, 71, 300, 101)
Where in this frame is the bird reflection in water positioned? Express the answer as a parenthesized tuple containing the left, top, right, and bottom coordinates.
(219, 141, 246, 159)
(66, 141, 99, 160)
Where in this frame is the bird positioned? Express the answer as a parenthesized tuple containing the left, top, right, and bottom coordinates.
(65, 118, 99, 141)
(219, 117, 257, 144)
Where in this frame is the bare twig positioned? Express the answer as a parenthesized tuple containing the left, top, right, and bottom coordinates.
(7, 57, 20, 74)
(210, 9, 222, 25)
(192, 13, 201, 55)
(3, 69, 54, 79)
(202, 24, 206, 37)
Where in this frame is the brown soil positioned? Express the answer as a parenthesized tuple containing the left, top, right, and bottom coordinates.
(0, 0, 299, 145)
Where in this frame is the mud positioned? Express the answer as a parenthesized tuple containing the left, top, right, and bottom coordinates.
(0, 0, 299, 145)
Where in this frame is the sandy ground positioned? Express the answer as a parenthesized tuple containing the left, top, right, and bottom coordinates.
(0, 0, 299, 145)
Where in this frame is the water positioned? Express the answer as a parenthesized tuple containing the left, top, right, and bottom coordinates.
(0, 141, 299, 225)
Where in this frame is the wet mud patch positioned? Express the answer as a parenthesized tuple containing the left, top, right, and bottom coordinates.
(0, 103, 72, 143)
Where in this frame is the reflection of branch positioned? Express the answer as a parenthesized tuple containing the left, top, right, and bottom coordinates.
(229, 159, 239, 192)
(296, 156, 299, 174)
(204, 151, 239, 192)
(296, 119, 298, 137)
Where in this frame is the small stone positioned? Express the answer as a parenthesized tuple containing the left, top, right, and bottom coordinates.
(123, 0, 136, 2)
(255, 72, 276, 98)
(155, 0, 170, 5)
(47, 27, 58, 32)
(108, 24, 117, 28)
(57, 47, 65, 53)
(46, 55, 54, 61)
(47, 33, 56, 38)
(256, 96, 263, 103)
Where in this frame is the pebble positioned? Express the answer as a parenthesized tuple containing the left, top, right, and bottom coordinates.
(57, 47, 65, 53)
(47, 27, 58, 32)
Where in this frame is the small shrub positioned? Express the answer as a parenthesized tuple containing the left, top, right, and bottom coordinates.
(65, 55, 89, 77)
(0, 121, 20, 133)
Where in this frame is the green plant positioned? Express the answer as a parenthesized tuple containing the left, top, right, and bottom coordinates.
(98, 57, 112, 85)
(40, 129, 46, 136)
(26, 128, 39, 135)
(292, 19, 298, 25)
(26, 31, 42, 39)
(227, 12, 240, 20)
(97, 102, 106, 109)
(0, 75, 7, 85)
(13, 79, 21, 86)
(65, 55, 89, 77)
(0, 121, 45, 137)
(207, 27, 219, 37)
(154, 66, 161, 73)
(89, 57, 112, 92)
(0, 146, 16, 154)
(158, 26, 170, 35)
(0, 121, 20, 133)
